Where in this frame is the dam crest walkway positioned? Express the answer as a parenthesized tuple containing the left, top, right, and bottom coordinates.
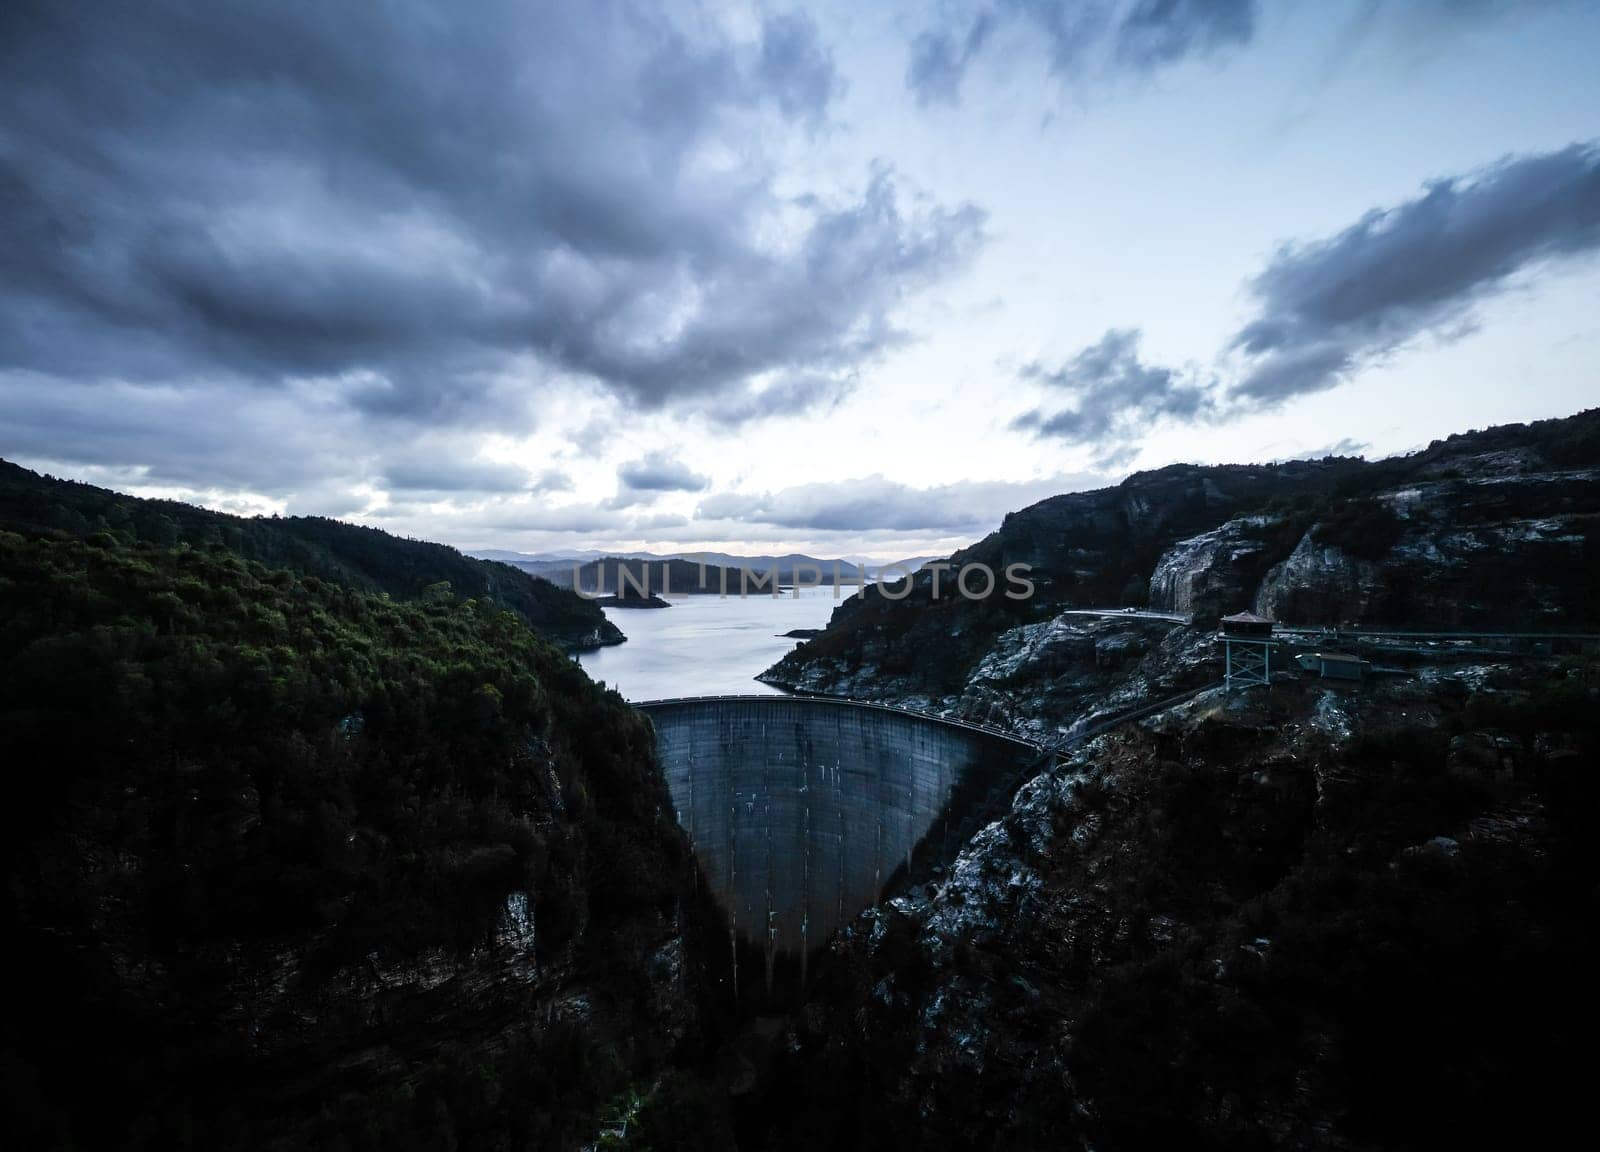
(632, 693, 1046, 752)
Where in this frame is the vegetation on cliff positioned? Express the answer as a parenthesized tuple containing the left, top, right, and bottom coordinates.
(0, 528, 712, 1148)
(0, 459, 622, 649)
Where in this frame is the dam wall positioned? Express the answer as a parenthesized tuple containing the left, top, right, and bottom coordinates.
(638, 696, 1036, 967)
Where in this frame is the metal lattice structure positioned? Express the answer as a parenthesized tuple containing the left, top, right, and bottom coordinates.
(1219, 611, 1276, 690)
(1223, 636, 1272, 688)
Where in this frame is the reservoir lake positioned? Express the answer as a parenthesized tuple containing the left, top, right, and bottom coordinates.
(576, 585, 848, 701)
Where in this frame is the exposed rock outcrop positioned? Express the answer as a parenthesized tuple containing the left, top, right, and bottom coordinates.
(957, 613, 1198, 738)
(739, 658, 1598, 1149)
(763, 412, 1600, 717)
(1147, 514, 1290, 623)
(761, 457, 1365, 709)
(1253, 527, 1385, 623)
(1256, 472, 1599, 626)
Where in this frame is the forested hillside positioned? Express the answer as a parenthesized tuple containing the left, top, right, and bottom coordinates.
(0, 529, 720, 1148)
(0, 460, 622, 649)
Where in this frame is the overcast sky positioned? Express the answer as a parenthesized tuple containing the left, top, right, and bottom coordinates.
(3, 1, 1598, 560)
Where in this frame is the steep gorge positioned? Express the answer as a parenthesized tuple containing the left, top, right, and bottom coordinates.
(6, 413, 1598, 1150)
(641, 697, 1037, 989)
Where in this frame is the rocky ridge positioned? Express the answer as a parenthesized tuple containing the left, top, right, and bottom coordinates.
(723, 410, 1600, 1150)
(761, 411, 1600, 729)
(737, 654, 1597, 1149)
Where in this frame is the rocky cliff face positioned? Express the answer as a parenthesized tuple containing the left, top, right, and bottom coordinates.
(1251, 527, 1386, 623)
(1146, 513, 1286, 620)
(760, 460, 1355, 708)
(735, 656, 1598, 1149)
(762, 411, 1600, 722)
(1253, 471, 1599, 627)
(716, 411, 1600, 1150)
(958, 613, 1212, 738)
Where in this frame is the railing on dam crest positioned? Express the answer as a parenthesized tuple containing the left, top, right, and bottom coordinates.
(632, 692, 1046, 751)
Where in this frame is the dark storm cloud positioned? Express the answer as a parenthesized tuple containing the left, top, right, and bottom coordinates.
(906, 0, 1256, 105)
(1011, 328, 1212, 448)
(1020, 141, 1600, 465)
(1232, 142, 1600, 400)
(907, 11, 997, 106)
(0, 374, 362, 494)
(700, 373, 851, 428)
(532, 469, 576, 495)
(540, 166, 985, 406)
(617, 452, 711, 494)
(1115, 0, 1255, 68)
(0, 0, 982, 486)
(380, 458, 532, 496)
(760, 10, 843, 121)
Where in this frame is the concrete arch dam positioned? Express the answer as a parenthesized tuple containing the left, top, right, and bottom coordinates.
(636, 696, 1040, 960)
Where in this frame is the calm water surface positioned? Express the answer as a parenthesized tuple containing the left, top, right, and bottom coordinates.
(576, 585, 851, 701)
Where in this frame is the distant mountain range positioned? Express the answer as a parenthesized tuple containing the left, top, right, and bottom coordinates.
(515, 555, 873, 595)
(470, 548, 943, 587)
